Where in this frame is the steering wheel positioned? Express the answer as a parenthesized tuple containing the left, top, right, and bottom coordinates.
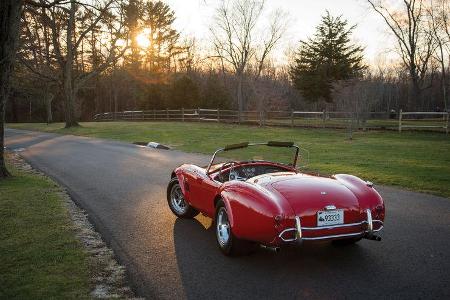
(218, 161, 235, 182)
(218, 161, 246, 182)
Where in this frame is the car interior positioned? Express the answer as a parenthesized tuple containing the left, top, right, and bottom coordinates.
(213, 162, 294, 182)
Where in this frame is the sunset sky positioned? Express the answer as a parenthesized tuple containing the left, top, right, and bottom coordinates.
(164, 0, 398, 66)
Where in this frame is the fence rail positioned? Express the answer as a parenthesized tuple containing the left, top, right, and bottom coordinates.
(93, 109, 449, 134)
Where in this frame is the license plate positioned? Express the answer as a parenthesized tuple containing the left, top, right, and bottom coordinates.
(317, 209, 344, 226)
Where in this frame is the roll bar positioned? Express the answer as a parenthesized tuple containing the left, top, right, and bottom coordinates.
(206, 141, 300, 175)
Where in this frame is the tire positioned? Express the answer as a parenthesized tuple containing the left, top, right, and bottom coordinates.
(214, 199, 256, 256)
(332, 237, 362, 246)
(167, 177, 199, 218)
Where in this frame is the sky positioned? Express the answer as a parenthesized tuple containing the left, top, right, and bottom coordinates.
(164, 0, 398, 66)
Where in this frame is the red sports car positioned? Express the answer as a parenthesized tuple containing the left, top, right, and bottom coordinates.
(167, 142, 384, 256)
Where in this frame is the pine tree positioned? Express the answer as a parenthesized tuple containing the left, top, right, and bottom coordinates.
(143, 1, 179, 72)
(290, 11, 366, 102)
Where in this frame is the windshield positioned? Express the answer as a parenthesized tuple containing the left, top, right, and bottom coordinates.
(207, 142, 302, 174)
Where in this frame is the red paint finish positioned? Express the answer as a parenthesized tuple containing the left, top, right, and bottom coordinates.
(171, 161, 385, 247)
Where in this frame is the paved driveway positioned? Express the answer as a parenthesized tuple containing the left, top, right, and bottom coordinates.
(5, 128, 450, 299)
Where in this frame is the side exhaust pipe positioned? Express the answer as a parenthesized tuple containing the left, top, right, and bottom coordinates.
(365, 234, 382, 241)
(261, 245, 281, 253)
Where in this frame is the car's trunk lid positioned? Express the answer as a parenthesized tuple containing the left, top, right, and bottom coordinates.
(270, 175, 361, 226)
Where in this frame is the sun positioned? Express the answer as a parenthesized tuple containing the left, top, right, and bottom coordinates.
(136, 28, 151, 48)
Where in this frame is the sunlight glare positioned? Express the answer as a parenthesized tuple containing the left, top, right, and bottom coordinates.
(136, 28, 151, 48)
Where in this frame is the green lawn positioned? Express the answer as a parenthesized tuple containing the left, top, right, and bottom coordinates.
(0, 155, 91, 299)
(8, 121, 450, 198)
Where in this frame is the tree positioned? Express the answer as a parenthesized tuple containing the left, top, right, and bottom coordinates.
(142, 0, 179, 72)
(1, 0, 64, 178)
(428, 0, 450, 111)
(290, 11, 366, 103)
(169, 75, 199, 108)
(367, 0, 436, 105)
(0, 0, 23, 178)
(211, 0, 286, 117)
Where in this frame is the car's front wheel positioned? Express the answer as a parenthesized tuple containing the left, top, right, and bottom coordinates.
(215, 199, 255, 256)
(167, 178, 198, 218)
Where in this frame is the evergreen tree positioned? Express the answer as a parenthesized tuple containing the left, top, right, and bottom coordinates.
(169, 75, 199, 108)
(290, 11, 366, 102)
(124, 0, 144, 69)
(143, 1, 179, 72)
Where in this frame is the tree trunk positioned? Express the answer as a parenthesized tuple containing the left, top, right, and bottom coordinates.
(45, 92, 54, 124)
(63, 0, 79, 128)
(63, 87, 79, 128)
(0, 0, 23, 178)
(237, 71, 244, 121)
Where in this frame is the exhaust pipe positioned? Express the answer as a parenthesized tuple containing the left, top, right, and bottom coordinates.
(365, 234, 382, 241)
(261, 245, 281, 253)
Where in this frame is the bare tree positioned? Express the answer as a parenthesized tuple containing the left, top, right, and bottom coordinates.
(21, 0, 129, 127)
(368, 0, 436, 105)
(211, 0, 263, 113)
(0, 0, 23, 177)
(428, 0, 450, 111)
(210, 0, 286, 116)
(0, 0, 65, 178)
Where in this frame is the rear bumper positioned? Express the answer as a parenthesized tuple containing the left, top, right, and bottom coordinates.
(278, 209, 383, 242)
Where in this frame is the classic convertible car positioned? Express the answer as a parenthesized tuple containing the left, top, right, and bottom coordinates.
(167, 142, 384, 256)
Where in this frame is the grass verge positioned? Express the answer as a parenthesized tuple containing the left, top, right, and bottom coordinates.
(0, 154, 91, 299)
(7, 121, 450, 198)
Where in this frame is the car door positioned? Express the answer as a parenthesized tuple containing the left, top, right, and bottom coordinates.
(187, 168, 220, 217)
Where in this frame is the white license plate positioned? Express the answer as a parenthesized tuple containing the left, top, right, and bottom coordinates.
(317, 209, 344, 226)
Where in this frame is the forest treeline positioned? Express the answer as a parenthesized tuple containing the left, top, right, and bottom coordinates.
(5, 0, 450, 124)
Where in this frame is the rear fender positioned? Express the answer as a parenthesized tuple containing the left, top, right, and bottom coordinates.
(333, 174, 385, 220)
(219, 182, 293, 244)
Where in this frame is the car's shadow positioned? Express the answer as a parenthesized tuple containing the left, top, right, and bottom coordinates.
(173, 216, 382, 300)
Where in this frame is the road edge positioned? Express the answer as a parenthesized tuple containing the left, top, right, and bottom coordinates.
(7, 152, 142, 299)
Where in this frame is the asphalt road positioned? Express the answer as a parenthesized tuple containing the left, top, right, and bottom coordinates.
(5, 128, 450, 299)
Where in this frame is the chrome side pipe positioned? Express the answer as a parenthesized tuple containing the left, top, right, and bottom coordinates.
(261, 245, 281, 253)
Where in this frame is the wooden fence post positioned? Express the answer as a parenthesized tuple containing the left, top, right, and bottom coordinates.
(153, 109, 156, 120)
(182, 108, 184, 122)
(322, 110, 326, 128)
(399, 109, 402, 133)
(445, 112, 449, 134)
(237, 110, 241, 124)
(217, 108, 220, 122)
(166, 108, 169, 121)
(291, 110, 294, 128)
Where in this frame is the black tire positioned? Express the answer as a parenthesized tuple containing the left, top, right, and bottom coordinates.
(214, 199, 256, 256)
(332, 237, 362, 246)
(167, 177, 199, 218)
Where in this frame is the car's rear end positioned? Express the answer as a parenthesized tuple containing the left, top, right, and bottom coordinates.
(258, 174, 385, 245)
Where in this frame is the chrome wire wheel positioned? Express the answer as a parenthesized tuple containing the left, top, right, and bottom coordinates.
(170, 184, 188, 215)
(216, 207, 231, 247)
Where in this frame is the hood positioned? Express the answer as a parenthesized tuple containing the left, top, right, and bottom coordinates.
(255, 174, 362, 225)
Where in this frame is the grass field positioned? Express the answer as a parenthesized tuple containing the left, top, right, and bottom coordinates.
(7, 121, 450, 198)
(0, 155, 91, 299)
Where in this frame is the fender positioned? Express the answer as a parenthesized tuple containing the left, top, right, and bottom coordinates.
(219, 181, 295, 244)
(333, 174, 385, 220)
(173, 167, 190, 202)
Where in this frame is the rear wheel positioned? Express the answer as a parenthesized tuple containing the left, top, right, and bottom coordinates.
(167, 178, 198, 218)
(215, 200, 255, 256)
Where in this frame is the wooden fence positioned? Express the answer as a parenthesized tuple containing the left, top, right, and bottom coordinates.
(93, 108, 449, 133)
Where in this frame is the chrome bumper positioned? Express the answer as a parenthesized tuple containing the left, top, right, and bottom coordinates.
(279, 209, 383, 242)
